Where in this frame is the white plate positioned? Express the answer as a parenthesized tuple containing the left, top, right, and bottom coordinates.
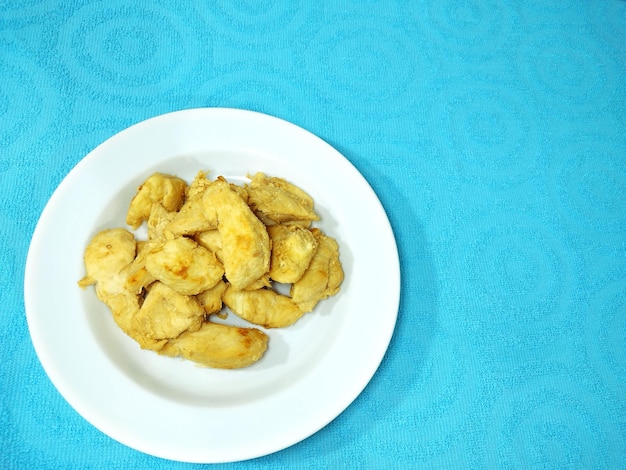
(24, 108, 400, 463)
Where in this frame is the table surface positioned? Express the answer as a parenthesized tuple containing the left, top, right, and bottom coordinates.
(3, 1, 626, 468)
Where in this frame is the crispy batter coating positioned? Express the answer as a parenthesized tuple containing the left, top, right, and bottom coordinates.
(78, 228, 140, 335)
(194, 229, 223, 262)
(131, 282, 205, 351)
(160, 322, 268, 369)
(195, 279, 227, 315)
(246, 172, 319, 225)
(126, 173, 187, 229)
(268, 224, 318, 283)
(144, 237, 224, 296)
(290, 229, 344, 312)
(147, 203, 176, 240)
(165, 171, 218, 237)
(223, 285, 305, 328)
(203, 179, 270, 290)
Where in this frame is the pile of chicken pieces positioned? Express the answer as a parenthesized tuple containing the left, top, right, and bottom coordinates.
(78, 171, 343, 369)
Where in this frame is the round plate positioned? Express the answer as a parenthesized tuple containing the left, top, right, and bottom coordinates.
(24, 108, 400, 463)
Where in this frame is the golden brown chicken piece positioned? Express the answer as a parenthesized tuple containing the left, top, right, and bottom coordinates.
(124, 258, 155, 295)
(268, 224, 318, 283)
(246, 172, 319, 225)
(203, 178, 270, 290)
(130, 282, 205, 351)
(78, 228, 141, 335)
(159, 322, 268, 369)
(144, 237, 224, 296)
(165, 171, 218, 237)
(290, 229, 344, 312)
(243, 273, 272, 291)
(223, 285, 305, 328)
(193, 229, 223, 262)
(126, 173, 187, 229)
(147, 203, 176, 240)
(195, 279, 228, 315)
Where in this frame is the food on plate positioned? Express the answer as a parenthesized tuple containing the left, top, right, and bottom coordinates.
(144, 237, 224, 296)
(165, 171, 217, 237)
(126, 173, 187, 229)
(223, 285, 305, 328)
(267, 224, 318, 284)
(196, 279, 228, 315)
(78, 169, 343, 369)
(203, 178, 271, 291)
(78, 228, 141, 336)
(247, 172, 319, 226)
(194, 229, 223, 262)
(291, 228, 344, 313)
(131, 281, 205, 351)
(159, 322, 268, 369)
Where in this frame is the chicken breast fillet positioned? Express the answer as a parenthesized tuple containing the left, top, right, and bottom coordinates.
(147, 203, 176, 240)
(131, 281, 205, 351)
(78, 228, 140, 336)
(268, 224, 318, 284)
(246, 172, 320, 225)
(195, 279, 228, 315)
(144, 236, 224, 296)
(203, 179, 270, 290)
(290, 229, 344, 313)
(126, 173, 187, 229)
(165, 171, 218, 237)
(159, 322, 268, 369)
(223, 285, 305, 328)
(194, 229, 223, 262)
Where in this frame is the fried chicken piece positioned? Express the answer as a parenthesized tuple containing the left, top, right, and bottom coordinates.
(78, 228, 141, 335)
(147, 203, 176, 240)
(144, 237, 224, 296)
(195, 279, 228, 315)
(126, 173, 187, 229)
(246, 172, 319, 225)
(165, 171, 218, 237)
(290, 229, 344, 313)
(160, 322, 268, 369)
(194, 229, 223, 262)
(203, 178, 270, 290)
(268, 224, 318, 283)
(223, 285, 305, 328)
(243, 273, 271, 291)
(130, 282, 205, 351)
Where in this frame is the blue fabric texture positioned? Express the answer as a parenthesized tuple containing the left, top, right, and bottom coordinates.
(2, 0, 626, 468)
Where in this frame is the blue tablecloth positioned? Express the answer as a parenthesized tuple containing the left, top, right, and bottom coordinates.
(3, 1, 625, 468)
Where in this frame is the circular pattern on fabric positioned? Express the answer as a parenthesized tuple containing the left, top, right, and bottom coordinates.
(463, 215, 571, 327)
(412, 0, 515, 59)
(7, 339, 105, 456)
(546, 138, 626, 245)
(517, 30, 619, 114)
(0, 56, 58, 154)
(586, 280, 626, 395)
(0, 0, 50, 20)
(305, 21, 422, 118)
(196, 0, 315, 50)
(518, 0, 572, 15)
(431, 79, 539, 184)
(410, 333, 466, 422)
(0, 238, 16, 307)
(58, 1, 201, 98)
(484, 380, 621, 468)
(188, 70, 325, 127)
(197, 0, 307, 30)
(584, 1, 626, 53)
